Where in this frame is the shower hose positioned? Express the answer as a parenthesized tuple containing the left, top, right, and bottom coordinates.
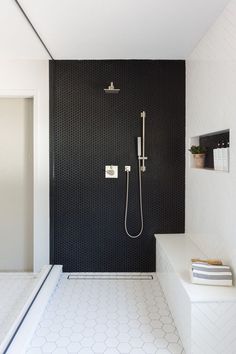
(124, 159, 144, 238)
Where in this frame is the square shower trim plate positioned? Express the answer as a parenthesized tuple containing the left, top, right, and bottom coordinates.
(105, 165, 118, 178)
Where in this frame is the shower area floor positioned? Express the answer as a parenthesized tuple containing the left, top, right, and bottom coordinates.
(0, 272, 39, 348)
(26, 273, 184, 354)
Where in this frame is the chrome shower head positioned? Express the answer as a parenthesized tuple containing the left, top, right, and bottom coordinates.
(104, 82, 120, 94)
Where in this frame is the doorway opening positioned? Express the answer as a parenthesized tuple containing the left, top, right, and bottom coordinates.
(0, 98, 33, 271)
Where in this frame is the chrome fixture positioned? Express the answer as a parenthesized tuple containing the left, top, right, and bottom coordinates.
(139, 111, 147, 172)
(124, 111, 148, 238)
(104, 82, 120, 94)
(105, 165, 118, 178)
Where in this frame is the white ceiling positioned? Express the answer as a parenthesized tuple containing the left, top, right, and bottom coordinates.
(0, 0, 230, 60)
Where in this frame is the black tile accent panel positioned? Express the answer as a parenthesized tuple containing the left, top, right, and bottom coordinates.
(50, 60, 185, 272)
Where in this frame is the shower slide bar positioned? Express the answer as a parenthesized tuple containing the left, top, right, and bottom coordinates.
(124, 110, 148, 239)
(138, 111, 148, 172)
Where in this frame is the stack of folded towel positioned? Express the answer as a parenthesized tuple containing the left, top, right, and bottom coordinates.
(190, 259, 233, 286)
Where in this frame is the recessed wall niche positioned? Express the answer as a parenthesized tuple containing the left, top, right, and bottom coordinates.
(190, 129, 230, 171)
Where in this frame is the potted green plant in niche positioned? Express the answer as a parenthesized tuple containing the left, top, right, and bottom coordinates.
(189, 145, 206, 168)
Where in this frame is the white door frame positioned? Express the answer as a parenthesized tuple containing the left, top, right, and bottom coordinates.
(0, 89, 42, 272)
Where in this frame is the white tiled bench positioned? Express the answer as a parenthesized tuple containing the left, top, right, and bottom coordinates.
(155, 234, 236, 354)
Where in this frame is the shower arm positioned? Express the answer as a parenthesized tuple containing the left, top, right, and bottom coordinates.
(139, 111, 147, 172)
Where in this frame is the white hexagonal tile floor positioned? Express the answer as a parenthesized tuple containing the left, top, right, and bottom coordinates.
(26, 274, 185, 354)
(0, 273, 39, 346)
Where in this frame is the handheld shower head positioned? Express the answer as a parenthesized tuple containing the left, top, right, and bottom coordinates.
(137, 137, 141, 157)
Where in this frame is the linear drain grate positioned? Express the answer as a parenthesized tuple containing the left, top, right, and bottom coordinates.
(67, 274, 153, 280)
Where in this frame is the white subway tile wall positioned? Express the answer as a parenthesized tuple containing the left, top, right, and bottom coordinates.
(186, 0, 236, 278)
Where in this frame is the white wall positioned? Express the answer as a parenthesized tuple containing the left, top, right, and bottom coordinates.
(0, 98, 33, 271)
(0, 60, 49, 272)
(186, 0, 236, 274)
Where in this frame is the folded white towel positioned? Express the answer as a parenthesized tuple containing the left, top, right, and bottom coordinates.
(192, 263, 230, 271)
(190, 262, 233, 287)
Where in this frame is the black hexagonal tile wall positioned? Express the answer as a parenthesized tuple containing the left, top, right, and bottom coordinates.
(50, 60, 185, 272)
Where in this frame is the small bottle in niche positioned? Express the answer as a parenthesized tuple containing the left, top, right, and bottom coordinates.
(213, 148, 217, 170)
(222, 143, 227, 171)
(223, 140, 230, 172)
(215, 141, 223, 170)
(213, 143, 219, 170)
